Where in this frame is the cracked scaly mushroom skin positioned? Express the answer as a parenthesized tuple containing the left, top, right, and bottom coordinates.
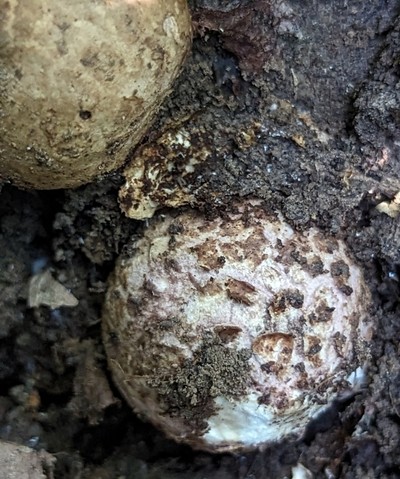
(102, 199, 373, 452)
(0, 0, 191, 189)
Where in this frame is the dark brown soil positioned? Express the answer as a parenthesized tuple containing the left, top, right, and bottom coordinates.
(2, 1, 400, 478)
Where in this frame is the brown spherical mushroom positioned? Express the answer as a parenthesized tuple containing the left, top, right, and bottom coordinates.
(102, 199, 373, 452)
(0, 0, 191, 189)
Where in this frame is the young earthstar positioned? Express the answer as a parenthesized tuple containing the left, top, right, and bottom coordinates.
(0, 0, 191, 189)
(102, 198, 373, 452)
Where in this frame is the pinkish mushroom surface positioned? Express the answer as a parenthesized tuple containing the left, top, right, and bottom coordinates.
(102, 199, 373, 452)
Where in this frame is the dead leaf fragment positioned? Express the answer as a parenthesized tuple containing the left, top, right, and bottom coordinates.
(68, 341, 118, 425)
(291, 133, 305, 148)
(376, 191, 400, 218)
(28, 270, 78, 309)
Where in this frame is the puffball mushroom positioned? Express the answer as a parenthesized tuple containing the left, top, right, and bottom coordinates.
(0, 0, 191, 189)
(102, 199, 373, 452)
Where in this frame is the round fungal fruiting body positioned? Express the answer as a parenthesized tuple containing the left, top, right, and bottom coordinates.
(102, 199, 373, 452)
(0, 0, 191, 189)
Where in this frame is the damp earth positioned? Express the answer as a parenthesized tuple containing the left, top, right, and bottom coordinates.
(2, 1, 400, 478)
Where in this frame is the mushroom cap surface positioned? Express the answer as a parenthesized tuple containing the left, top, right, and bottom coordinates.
(0, 0, 191, 189)
(102, 199, 373, 452)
